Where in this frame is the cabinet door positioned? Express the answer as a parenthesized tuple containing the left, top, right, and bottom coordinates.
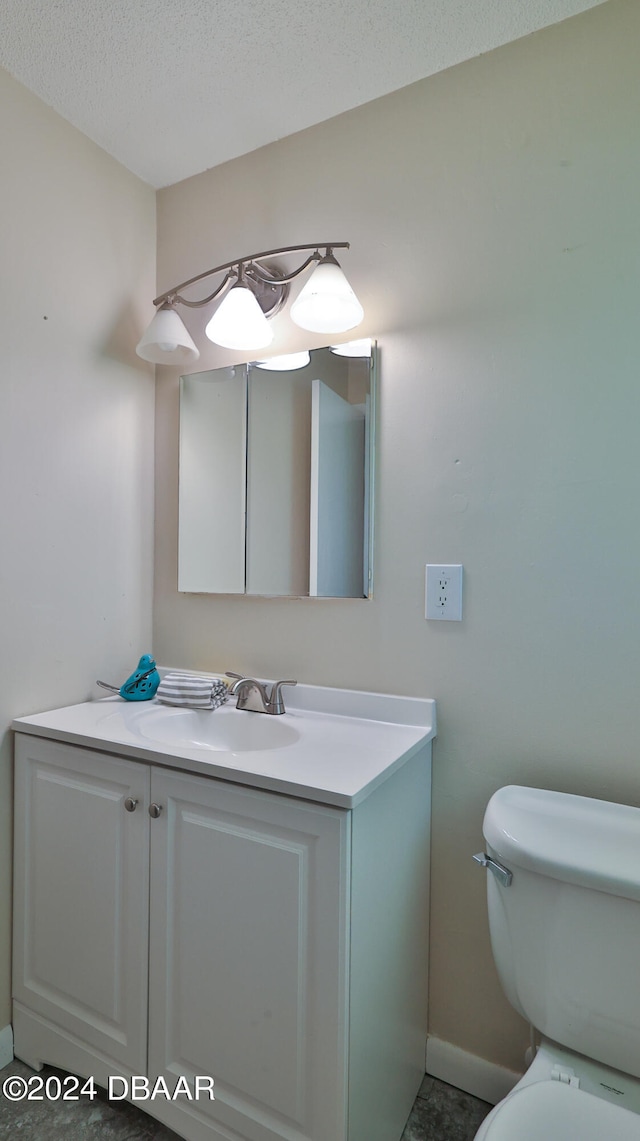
(148, 767, 351, 1141)
(13, 735, 150, 1072)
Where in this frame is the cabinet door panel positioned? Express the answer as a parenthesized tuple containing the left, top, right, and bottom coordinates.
(13, 736, 150, 1072)
(148, 767, 350, 1141)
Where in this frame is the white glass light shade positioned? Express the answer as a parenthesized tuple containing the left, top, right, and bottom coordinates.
(254, 351, 311, 371)
(205, 284, 273, 351)
(136, 305, 200, 365)
(290, 258, 364, 334)
(330, 338, 372, 358)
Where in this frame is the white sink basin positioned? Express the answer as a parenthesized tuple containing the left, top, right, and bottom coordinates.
(98, 702, 300, 753)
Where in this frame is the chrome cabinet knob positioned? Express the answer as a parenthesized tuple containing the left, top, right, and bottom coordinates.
(148, 803, 163, 819)
(124, 797, 138, 813)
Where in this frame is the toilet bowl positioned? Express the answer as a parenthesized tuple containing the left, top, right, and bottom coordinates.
(475, 1080, 640, 1141)
(475, 1041, 640, 1139)
(473, 785, 640, 1140)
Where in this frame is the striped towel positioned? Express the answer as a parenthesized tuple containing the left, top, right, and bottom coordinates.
(156, 673, 229, 710)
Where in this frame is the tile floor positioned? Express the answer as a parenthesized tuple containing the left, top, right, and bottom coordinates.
(0, 1059, 492, 1140)
(404, 1075, 491, 1140)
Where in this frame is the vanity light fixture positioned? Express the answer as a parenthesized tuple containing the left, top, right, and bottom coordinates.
(136, 243, 364, 365)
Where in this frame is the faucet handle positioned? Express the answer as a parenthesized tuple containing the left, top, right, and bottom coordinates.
(268, 679, 297, 715)
(225, 671, 245, 682)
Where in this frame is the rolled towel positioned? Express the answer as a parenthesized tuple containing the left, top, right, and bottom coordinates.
(156, 673, 229, 710)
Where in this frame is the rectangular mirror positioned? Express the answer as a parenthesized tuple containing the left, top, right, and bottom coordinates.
(178, 342, 377, 597)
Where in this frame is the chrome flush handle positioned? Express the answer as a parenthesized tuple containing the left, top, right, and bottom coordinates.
(473, 852, 513, 888)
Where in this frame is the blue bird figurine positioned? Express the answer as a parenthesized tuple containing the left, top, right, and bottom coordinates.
(119, 654, 161, 701)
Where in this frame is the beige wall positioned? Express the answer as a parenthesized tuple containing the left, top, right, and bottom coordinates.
(0, 70, 156, 1029)
(154, 0, 639, 1073)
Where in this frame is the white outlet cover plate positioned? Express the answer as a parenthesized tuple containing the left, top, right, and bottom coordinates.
(425, 564, 463, 621)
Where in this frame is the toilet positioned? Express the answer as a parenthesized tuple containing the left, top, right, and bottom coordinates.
(473, 784, 640, 1139)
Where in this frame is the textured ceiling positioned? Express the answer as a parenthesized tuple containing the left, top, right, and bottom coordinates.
(1, 0, 607, 188)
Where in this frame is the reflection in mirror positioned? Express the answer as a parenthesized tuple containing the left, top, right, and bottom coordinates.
(178, 343, 376, 598)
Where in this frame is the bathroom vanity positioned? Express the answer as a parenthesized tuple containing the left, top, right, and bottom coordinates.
(11, 684, 435, 1141)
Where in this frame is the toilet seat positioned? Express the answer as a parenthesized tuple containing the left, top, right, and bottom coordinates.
(478, 1079, 640, 1140)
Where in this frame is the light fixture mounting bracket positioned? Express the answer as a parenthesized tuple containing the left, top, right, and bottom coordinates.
(243, 263, 289, 319)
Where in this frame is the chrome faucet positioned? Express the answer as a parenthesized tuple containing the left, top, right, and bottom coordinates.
(225, 673, 297, 715)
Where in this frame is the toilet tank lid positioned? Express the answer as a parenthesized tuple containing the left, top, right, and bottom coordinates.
(483, 785, 640, 902)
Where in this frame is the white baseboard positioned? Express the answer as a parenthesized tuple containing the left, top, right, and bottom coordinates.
(426, 1036, 521, 1106)
(0, 1024, 14, 1069)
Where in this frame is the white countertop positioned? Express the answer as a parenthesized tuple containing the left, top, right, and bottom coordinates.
(12, 683, 436, 808)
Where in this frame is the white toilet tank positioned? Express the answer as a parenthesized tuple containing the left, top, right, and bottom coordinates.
(482, 785, 640, 1080)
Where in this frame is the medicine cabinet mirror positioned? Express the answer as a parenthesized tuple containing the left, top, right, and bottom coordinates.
(178, 342, 377, 597)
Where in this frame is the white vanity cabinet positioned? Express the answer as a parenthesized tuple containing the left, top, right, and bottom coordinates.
(13, 738, 150, 1074)
(12, 712, 432, 1141)
(147, 764, 349, 1141)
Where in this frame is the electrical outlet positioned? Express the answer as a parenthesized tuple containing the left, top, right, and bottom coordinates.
(425, 564, 463, 621)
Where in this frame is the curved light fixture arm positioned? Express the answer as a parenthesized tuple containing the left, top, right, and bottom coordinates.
(169, 268, 237, 309)
(248, 252, 321, 287)
(153, 242, 350, 309)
